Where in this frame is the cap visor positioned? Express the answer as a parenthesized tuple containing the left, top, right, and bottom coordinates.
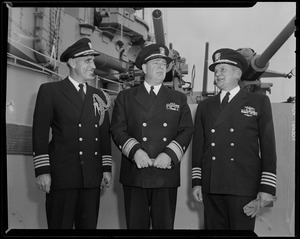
(74, 50, 100, 58)
(145, 55, 172, 64)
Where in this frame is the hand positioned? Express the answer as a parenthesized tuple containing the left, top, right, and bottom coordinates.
(243, 192, 277, 218)
(36, 173, 51, 193)
(243, 198, 260, 218)
(192, 186, 203, 203)
(152, 153, 172, 169)
(258, 192, 277, 208)
(133, 149, 153, 169)
(101, 172, 112, 190)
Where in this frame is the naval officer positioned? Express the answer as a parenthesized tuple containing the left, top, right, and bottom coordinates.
(32, 38, 112, 229)
(110, 43, 194, 229)
(191, 48, 277, 231)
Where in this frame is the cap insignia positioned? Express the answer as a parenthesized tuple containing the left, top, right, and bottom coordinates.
(214, 52, 221, 62)
(159, 47, 165, 56)
(88, 42, 92, 49)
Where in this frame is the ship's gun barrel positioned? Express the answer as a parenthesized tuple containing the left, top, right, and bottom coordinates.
(152, 9, 166, 45)
(242, 16, 295, 81)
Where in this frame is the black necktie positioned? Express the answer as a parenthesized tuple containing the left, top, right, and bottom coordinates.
(221, 92, 230, 109)
(79, 84, 85, 101)
(150, 86, 156, 101)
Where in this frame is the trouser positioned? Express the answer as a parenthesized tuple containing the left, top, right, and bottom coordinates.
(46, 188, 100, 229)
(203, 193, 256, 230)
(123, 185, 178, 229)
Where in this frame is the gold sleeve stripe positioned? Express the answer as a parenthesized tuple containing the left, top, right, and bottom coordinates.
(166, 140, 183, 161)
(260, 172, 276, 188)
(192, 167, 201, 179)
(102, 155, 112, 166)
(33, 154, 50, 169)
(122, 138, 139, 158)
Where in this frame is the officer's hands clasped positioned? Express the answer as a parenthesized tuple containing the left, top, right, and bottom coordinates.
(152, 152, 172, 169)
(134, 149, 172, 169)
(134, 149, 153, 168)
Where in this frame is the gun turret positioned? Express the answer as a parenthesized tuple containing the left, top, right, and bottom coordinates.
(238, 16, 295, 82)
(152, 9, 166, 45)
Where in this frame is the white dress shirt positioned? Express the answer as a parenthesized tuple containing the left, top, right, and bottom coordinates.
(220, 86, 240, 103)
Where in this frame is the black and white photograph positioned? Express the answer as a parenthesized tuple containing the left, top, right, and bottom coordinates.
(1, 1, 296, 237)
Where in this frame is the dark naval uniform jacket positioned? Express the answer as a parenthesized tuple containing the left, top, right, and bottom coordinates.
(110, 83, 194, 188)
(32, 77, 112, 190)
(192, 89, 277, 196)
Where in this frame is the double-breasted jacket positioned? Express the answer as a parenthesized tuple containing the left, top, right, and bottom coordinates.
(32, 77, 112, 190)
(192, 89, 277, 196)
(110, 84, 194, 188)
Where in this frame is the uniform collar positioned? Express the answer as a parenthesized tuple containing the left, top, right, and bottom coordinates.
(144, 81, 161, 95)
(220, 85, 240, 102)
(68, 76, 86, 93)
